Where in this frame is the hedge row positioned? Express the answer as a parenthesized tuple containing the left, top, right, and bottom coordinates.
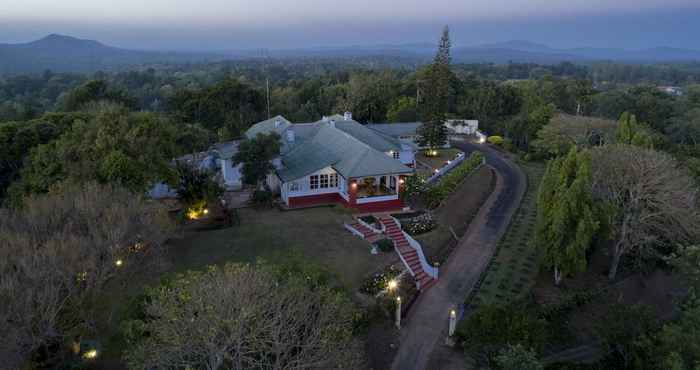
(425, 152, 485, 209)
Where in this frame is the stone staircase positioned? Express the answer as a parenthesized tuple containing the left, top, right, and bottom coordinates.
(378, 216, 437, 291)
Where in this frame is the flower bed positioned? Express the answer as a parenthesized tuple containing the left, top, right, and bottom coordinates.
(424, 151, 485, 209)
(394, 212, 436, 235)
(359, 265, 402, 296)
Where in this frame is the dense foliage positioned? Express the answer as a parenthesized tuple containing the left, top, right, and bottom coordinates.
(0, 182, 174, 369)
(424, 152, 484, 208)
(534, 148, 599, 285)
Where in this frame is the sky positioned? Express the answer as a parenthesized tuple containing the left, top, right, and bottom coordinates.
(1, 0, 699, 51)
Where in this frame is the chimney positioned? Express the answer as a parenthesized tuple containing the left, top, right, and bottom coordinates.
(274, 119, 281, 128)
(329, 119, 336, 128)
(286, 130, 295, 143)
(344, 112, 352, 121)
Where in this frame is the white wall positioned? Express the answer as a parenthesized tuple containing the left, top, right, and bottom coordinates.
(445, 119, 479, 135)
(283, 166, 340, 199)
(221, 159, 243, 190)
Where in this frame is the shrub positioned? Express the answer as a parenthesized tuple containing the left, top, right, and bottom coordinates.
(401, 212, 436, 235)
(375, 239, 394, 253)
(424, 152, 484, 209)
(251, 190, 273, 206)
(359, 265, 401, 295)
(457, 303, 548, 366)
(488, 136, 504, 146)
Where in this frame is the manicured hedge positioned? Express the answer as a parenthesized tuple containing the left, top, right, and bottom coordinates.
(424, 152, 485, 209)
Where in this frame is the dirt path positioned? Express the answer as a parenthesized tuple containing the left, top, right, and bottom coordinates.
(390, 142, 526, 370)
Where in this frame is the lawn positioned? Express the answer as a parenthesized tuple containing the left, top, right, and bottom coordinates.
(415, 148, 462, 177)
(94, 205, 395, 369)
(466, 161, 545, 308)
(167, 206, 395, 291)
(415, 165, 496, 263)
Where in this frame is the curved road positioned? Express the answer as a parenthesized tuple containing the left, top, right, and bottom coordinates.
(390, 141, 526, 370)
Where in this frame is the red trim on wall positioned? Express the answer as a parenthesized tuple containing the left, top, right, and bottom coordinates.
(287, 193, 404, 212)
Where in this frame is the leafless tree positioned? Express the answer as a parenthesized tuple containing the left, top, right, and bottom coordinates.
(0, 182, 175, 369)
(590, 145, 700, 279)
(124, 263, 366, 370)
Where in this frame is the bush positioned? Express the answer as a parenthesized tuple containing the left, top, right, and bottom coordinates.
(424, 152, 484, 209)
(488, 136, 504, 146)
(401, 212, 436, 235)
(359, 265, 401, 295)
(375, 239, 394, 253)
(457, 303, 548, 366)
(251, 190, 273, 206)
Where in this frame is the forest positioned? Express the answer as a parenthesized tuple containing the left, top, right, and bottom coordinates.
(3, 45, 700, 370)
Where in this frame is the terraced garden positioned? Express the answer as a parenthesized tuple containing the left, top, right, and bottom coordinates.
(466, 161, 545, 309)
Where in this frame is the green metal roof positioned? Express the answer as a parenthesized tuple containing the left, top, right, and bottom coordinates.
(244, 115, 291, 139)
(277, 123, 413, 182)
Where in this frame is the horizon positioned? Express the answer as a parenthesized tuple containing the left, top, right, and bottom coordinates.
(1, 1, 699, 51)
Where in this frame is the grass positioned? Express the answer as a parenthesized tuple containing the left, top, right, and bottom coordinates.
(467, 161, 545, 309)
(416, 148, 462, 177)
(94, 205, 394, 368)
(416, 165, 496, 263)
(167, 206, 394, 291)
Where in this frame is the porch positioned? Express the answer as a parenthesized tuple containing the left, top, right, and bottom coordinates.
(353, 174, 402, 203)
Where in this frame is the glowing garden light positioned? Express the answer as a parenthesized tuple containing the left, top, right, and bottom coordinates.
(388, 279, 398, 291)
(115, 259, 123, 267)
(83, 349, 98, 360)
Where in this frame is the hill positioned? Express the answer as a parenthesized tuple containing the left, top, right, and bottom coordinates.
(0, 34, 223, 74)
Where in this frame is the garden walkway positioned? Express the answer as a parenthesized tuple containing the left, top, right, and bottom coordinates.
(390, 142, 526, 370)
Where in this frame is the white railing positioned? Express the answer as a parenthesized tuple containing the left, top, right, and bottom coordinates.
(356, 194, 399, 204)
(356, 217, 384, 234)
(390, 216, 439, 280)
(426, 152, 466, 184)
(343, 223, 365, 239)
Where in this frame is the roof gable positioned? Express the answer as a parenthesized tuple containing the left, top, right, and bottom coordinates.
(245, 115, 291, 139)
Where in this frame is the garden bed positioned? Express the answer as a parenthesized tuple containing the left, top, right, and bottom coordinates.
(464, 161, 545, 310)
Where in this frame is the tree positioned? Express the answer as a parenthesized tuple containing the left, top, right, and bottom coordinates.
(594, 304, 657, 369)
(175, 161, 224, 217)
(61, 80, 138, 111)
(616, 112, 654, 148)
(456, 303, 548, 366)
(534, 148, 599, 285)
(10, 105, 181, 201)
(123, 263, 364, 370)
(495, 344, 543, 370)
(387, 96, 418, 122)
(417, 29, 455, 149)
(434, 25, 451, 65)
(533, 114, 618, 157)
(233, 132, 281, 189)
(666, 245, 700, 293)
(0, 182, 174, 369)
(590, 145, 700, 279)
(167, 77, 265, 138)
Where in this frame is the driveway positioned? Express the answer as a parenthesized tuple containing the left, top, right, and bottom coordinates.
(390, 142, 526, 370)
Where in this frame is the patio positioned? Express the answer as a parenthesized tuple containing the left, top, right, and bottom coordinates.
(355, 175, 400, 199)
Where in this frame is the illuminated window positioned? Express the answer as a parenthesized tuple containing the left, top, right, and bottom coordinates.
(289, 181, 300, 192)
(310, 175, 319, 189)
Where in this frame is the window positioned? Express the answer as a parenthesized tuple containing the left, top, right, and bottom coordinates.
(310, 175, 319, 189)
(393, 151, 400, 160)
(329, 173, 338, 187)
(320, 174, 329, 188)
(289, 181, 300, 192)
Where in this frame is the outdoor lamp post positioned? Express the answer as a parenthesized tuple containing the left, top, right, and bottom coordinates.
(396, 296, 402, 329)
(448, 309, 457, 337)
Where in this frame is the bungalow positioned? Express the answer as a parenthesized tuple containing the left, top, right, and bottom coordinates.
(245, 112, 416, 211)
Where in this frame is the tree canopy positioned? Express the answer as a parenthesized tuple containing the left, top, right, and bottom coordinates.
(123, 263, 364, 370)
